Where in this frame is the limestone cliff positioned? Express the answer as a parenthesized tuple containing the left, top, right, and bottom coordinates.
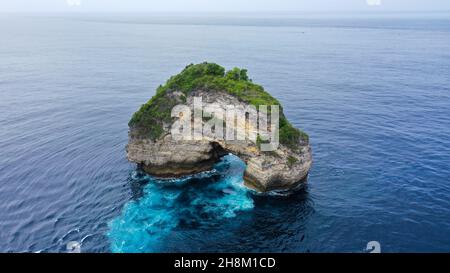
(126, 63, 312, 192)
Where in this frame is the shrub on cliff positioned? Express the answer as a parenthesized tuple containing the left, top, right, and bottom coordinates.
(129, 62, 308, 148)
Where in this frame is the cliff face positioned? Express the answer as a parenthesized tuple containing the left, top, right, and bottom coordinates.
(126, 63, 312, 192)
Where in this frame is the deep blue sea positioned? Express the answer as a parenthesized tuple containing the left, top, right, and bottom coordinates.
(0, 13, 449, 253)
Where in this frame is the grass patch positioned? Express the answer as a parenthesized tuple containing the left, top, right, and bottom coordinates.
(129, 62, 309, 147)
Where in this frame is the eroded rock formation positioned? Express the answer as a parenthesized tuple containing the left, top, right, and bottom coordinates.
(126, 63, 312, 192)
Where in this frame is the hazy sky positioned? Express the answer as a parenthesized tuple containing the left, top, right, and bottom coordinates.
(0, 0, 449, 13)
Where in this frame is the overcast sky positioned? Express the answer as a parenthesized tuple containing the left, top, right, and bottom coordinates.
(0, 0, 449, 13)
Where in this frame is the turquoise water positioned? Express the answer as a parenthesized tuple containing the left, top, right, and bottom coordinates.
(107, 155, 254, 253)
(0, 13, 449, 252)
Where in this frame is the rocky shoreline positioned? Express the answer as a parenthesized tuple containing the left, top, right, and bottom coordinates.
(126, 63, 312, 192)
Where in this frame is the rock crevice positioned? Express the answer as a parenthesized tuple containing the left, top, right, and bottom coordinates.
(126, 63, 312, 192)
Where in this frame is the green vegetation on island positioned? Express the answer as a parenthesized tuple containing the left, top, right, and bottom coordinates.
(129, 62, 308, 149)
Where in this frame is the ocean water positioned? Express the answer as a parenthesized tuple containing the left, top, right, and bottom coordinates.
(0, 13, 449, 253)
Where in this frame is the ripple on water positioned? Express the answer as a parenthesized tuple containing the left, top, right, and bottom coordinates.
(107, 155, 255, 253)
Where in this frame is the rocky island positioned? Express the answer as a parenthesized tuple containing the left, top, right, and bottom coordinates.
(126, 63, 312, 192)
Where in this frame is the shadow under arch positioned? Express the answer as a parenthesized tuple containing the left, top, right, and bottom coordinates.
(111, 154, 314, 252)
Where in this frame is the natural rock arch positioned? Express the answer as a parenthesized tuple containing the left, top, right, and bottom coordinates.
(126, 63, 312, 192)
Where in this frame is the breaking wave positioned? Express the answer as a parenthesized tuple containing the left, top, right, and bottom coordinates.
(107, 155, 254, 253)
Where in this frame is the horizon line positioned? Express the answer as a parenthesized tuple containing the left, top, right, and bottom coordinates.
(1, 10, 450, 15)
